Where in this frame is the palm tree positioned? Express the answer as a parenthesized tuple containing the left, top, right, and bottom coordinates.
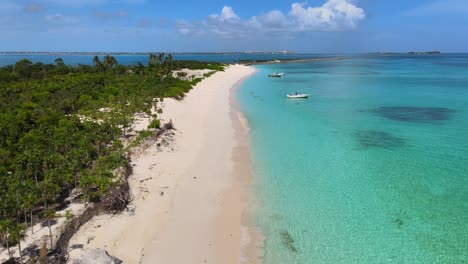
(54, 58, 64, 66)
(93, 56, 103, 72)
(164, 54, 174, 73)
(111, 56, 118, 69)
(149, 53, 157, 66)
(0, 220, 12, 261)
(157, 53, 165, 64)
(103, 55, 117, 71)
(43, 209, 56, 249)
(22, 192, 36, 234)
(10, 224, 26, 264)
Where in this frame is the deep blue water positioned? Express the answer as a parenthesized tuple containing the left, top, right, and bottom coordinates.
(0, 53, 337, 66)
(2, 53, 467, 66)
(237, 55, 468, 263)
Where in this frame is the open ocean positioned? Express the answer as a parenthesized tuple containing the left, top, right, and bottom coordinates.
(237, 55, 468, 263)
(0, 53, 336, 66)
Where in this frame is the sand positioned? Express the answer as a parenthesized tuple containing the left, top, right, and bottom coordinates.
(67, 64, 259, 263)
(0, 202, 86, 263)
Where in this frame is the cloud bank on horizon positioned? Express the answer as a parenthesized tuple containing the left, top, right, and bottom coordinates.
(177, 0, 366, 38)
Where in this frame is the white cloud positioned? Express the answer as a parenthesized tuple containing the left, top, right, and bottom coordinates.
(176, 20, 202, 36)
(209, 6, 240, 21)
(255, 10, 289, 28)
(289, 0, 365, 31)
(176, 0, 366, 38)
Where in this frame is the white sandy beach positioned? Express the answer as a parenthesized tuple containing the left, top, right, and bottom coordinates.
(67, 64, 258, 263)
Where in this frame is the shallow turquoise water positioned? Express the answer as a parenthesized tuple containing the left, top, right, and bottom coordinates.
(238, 55, 468, 263)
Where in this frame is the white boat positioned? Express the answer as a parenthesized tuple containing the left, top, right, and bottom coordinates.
(268, 72, 285, 77)
(286, 93, 309, 99)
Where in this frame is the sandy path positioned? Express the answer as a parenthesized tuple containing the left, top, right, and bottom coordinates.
(68, 64, 258, 264)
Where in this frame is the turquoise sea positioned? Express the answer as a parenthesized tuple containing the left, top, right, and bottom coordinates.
(237, 55, 468, 263)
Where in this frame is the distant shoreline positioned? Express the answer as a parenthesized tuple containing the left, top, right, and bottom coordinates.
(240, 57, 351, 65)
(369, 51, 442, 55)
(0, 51, 296, 55)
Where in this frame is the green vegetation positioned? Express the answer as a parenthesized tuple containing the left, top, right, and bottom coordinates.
(148, 119, 161, 129)
(203, 71, 217, 78)
(129, 130, 156, 149)
(173, 60, 225, 71)
(0, 53, 223, 261)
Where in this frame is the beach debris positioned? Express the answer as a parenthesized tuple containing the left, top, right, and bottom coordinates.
(160, 191, 165, 196)
(354, 130, 405, 149)
(280, 230, 298, 253)
(139, 177, 152, 183)
(164, 119, 174, 130)
(126, 205, 136, 216)
(366, 106, 455, 123)
(71, 248, 122, 264)
(87, 236, 95, 244)
(70, 244, 84, 250)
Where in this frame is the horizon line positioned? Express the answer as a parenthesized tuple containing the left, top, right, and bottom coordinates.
(1, 51, 464, 55)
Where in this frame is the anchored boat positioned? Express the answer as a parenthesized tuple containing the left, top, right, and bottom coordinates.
(286, 92, 309, 99)
(268, 72, 285, 77)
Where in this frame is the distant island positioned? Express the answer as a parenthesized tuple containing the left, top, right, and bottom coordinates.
(408, 51, 441, 55)
(370, 51, 441, 55)
(238, 57, 349, 65)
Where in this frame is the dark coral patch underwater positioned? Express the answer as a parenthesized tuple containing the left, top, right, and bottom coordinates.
(368, 106, 456, 123)
(280, 230, 298, 253)
(354, 130, 406, 149)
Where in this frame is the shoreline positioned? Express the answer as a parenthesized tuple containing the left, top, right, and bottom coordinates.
(67, 64, 259, 263)
(240, 57, 350, 65)
(227, 69, 263, 263)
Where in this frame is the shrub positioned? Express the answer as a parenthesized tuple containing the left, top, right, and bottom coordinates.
(148, 119, 161, 129)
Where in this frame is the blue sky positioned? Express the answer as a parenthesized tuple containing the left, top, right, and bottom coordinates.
(1, 0, 468, 52)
